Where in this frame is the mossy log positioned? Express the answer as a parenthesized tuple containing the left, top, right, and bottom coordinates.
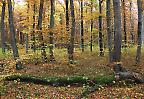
(2, 72, 144, 98)
(3, 74, 115, 86)
(117, 71, 144, 83)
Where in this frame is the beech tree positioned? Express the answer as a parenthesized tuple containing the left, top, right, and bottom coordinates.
(65, 0, 69, 32)
(37, 0, 47, 62)
(7, 0, 22, 70)
(49, 0, 55, 61)
(99, 0, 104, 56)
(129, 0, 135, 44)
(135, 0, 143, 64)
(112, 0, 122, 73)
(106, 0, 113, 63)
(122, 0, 127, 47)
(80, 0, 84, 52)
(7, 0, 19, 59)
(68, 0, 76, 63)
(0, 0, 6, 54)
(90, 0, 93, 52)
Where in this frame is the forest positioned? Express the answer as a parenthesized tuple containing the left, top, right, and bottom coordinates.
(0, 0, 144, 98)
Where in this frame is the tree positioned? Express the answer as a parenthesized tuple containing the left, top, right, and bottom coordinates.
(1, 0, 6, 54)
(31, 0, 36, 52)
(122, 0, 127, 47)
(68, 0, 76, 63)
(7, 0, 19, 59)
(135, 0, 143, 64)
(99, 0, 104, 56)
(80, 0, 84, 52)
(25, 0, 30, 53)
(129, 0, 135, 44)
(65, 0, 69, 32)
(112, 0, 122, 73)
(37, 0, 47, 62)
(7, 0, 22, 70)
(90, 0, 93, 52)
(49, 0, 55, 61)
(106, 0, 113, 63)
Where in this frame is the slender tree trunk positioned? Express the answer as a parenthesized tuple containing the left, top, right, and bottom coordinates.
(65, 0, 69, 31)
(130, 0, 135, 44)
(68, 0, 76, 63)
(106, 0, 113, 63)
(25, 33, 29, 53)
(90, 0, 93, 52)
(7, 0, 23, 70)
(135, 0, 143, 64)
(1, 0, 6, 54)
(37, 0, 47, 62)
(122, 0, 127, 47)
(7, 0, 19, 59)
(59, 13, 63, 43)
(99, 0, 104, 56)
(31, 0, 36, 52)
(49, 0, 55, 62)
(19, 32, 23, 44)
(25, 0, 30, 53)
(37, 0, 44, 41)
(112, 0, 122, 73)
(80, 0, 84, 52)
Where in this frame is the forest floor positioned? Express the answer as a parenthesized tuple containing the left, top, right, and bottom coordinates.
(0, 47, 144, 98)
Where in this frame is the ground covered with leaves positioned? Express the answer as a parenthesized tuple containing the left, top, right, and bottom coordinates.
(0, 47, 144, 98)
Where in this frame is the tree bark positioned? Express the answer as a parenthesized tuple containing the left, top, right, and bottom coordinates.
(65, 0, 69, 32)
(7, 0, 23, 70)
(90, 0, 93, 52)
(122, 0, 127, 47)
(112, 0, 122, 73)
(25, 34, 29, 53)
(31, 0, 36, 52)
(130, 0, 135, 44)
(37, 0, 47, 62)
(135, 0, 143, 64)
(1, 0, 6, 54)
(49, 0, 55, 62)
(68, 0, 76, 63)
(106, 0, 113, 63)
(7, 0, 19, 59)
(80, 0, 84, 52)
(99, 0, 104, 56)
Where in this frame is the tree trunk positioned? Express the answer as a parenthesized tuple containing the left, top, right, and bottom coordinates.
(25, 1, 30, 53)
(37, 0, 44, 41)
(112, 0, 122, 73)
(25, 34, 29, 53)
(106, 0, 113, 63)
(65, 0, 69, 32)
(19, 32, 24, 44)
(7, 0, 23, 70)
(80, 0, 84, 52)
(122, 0, 127, 47)
(130, 0, 135, 44)
(90, 0, 93, 52)
(99, 0, 104, 56)
(7, 0, 19, 59)
(37, 0, 47, 62)
(68, 0, 76, 63)
(31, 0, 36, 52)
(49, 0, 55, 62)
(59, 13, 63, 44)
(135, 0, 143, 64)
(1, 0, 6, 54)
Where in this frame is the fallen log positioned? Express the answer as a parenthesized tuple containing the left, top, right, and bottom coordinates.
(117, 71, 144, 83)
(3, 74, 115, 86)
(1, 72, 144, 98)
